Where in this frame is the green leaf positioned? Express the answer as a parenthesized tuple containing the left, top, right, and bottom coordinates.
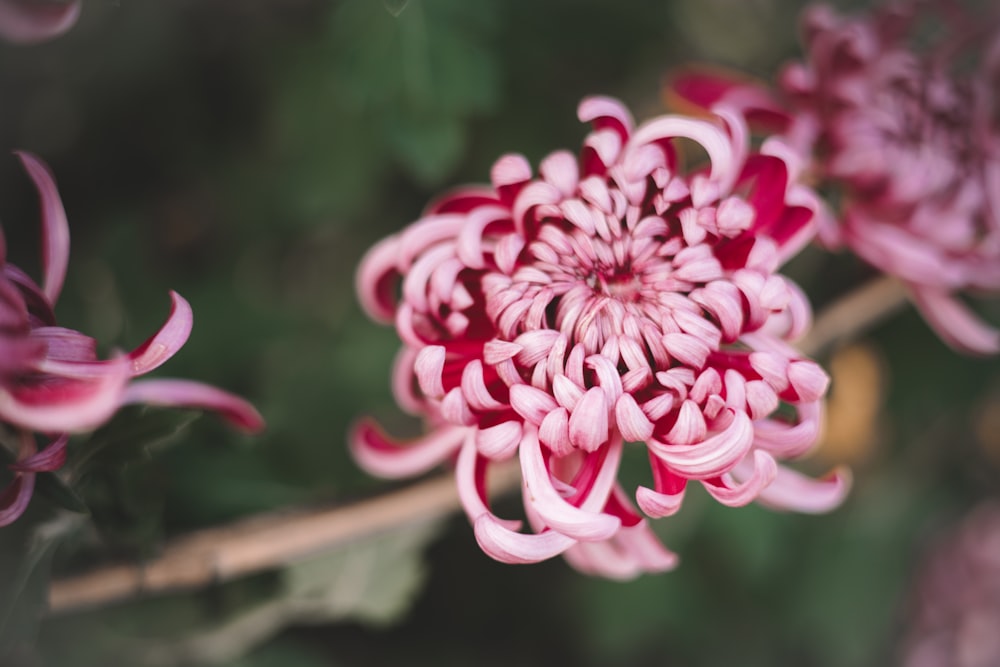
(33, 471, 89, 515)
(132, 518, 444, 665)
(70, 408, 201, 478)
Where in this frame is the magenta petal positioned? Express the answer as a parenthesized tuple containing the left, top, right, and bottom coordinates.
(756, 464, 851, 514)
(651, 410, 754, 479)
(0, 0, 80, 44)
(128, 292, 194, 375)
(355, 234, 402, 323)
(455, 436, 522, 531)
(563, 520, 679, 579)
(10, 433, 68, 472)
(0, 357, 130, 433)
(909, 286, 1000, 355)
(0, 472, 34, 527)
(519, 430, 620, 541)
(121, 379, 265, 433)
(473, 512, 576, 564)
(16, 152, 70, 304)
(702, 450, 778, 507)
(350, 420, 464, 478)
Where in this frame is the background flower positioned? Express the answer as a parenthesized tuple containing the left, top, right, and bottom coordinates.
(669, 1, 1000, 354)
(0, 152, 264, 526)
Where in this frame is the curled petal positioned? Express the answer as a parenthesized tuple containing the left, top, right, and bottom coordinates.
(128, 291, 194, 376)
(0, 473, 34, 527)
(564, 519, 679, 580)
(10, 434, 68, 473)
(615, 393, 654, 442)
(350, 420, 464, 478)
(473, 512, 576, 564)
(0, 355, 130, 433)
(475, 420, 523, 460)
(414, 345, 447, 398)
(703, 450, 778, 507)
(568, 387, 609, 452)
(17, 152, 70, 304)
(509, 383, 558, 426)
(520, 429, 621, 541)
(787, 360, 829, 402)
(538, 406, 572, 456)
(456, 435, 522, 530)
(355, 234, 401, 324)
(629, 115, 739, 193)
(122, 378, 264, 433)
(578, 96, 635, 142)
(753, 400, 822, 457)
(909, 286, 1000, 355)
(756, 464, 852, 514)
(651, 410, 754, 479)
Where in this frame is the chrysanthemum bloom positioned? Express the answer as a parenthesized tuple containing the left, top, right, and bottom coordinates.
(0, 0, 80, 44)
(0, 152, 264, 526)
(670, 1, 1000, 354)
(900, 503, 1000, 667)
(353, 97, 849, 578)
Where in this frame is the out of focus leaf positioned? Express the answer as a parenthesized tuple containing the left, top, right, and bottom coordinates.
(71, 408, 200, 478)
(0, 442, 87, 515)
(120, 518, 443, 665)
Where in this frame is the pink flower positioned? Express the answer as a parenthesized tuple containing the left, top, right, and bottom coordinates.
(0, 152, 264, 527)
(900, 503, 1000, 667)
(0, 0, 80, 44)
(352, 97, 848, 578)
(670, 2, 1000, 354)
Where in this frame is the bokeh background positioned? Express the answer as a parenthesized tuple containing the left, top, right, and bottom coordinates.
(1, 1, 999, 665)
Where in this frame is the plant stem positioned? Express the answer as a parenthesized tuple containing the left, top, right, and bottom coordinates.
(47, 275, 912, 613)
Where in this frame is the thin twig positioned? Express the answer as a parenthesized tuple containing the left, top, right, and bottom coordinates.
(48, 462, 520, 614)
(47, 275, 911, 614)
(796, 275, 909, 356)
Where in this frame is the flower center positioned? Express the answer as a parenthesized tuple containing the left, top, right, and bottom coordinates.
(587, 268, 642, 302)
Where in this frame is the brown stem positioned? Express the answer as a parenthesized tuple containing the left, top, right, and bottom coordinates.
(48, 462, 520, 614)
(47, 276, 911, 614)
(796, 275, 909, 356)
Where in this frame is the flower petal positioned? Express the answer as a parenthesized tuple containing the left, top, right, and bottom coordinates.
(121, 378, 264, 433)
(473, 512, 576, 565)
(350, 420, 465, 479)
(128, 291, 194, 376)
(520, 429, 621, 541)
(17, 151, 70, 304)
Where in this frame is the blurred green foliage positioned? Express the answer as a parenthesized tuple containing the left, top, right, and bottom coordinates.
(0, 0, 997, 665)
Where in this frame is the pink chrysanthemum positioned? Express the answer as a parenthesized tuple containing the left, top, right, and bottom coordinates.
(0, 152, 264, 526)
(671, 1, 1000, 354)
(352, 97, 848, 578)
(900, 503, 1000, 667)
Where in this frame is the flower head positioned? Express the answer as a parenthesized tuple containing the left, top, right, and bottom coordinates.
(671, 2, 1000, 354)
(900, 503, 1000, 667)
(0, 152, 264, 526)
(353, 97, 848, 578)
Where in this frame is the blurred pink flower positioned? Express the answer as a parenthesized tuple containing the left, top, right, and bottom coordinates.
(0, 0, 80, 44)
(353, 97, 848, 578)
(671, 2, 1000, 354)
(900, 502, 1000, 667)
(0, 152, 264, 527)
